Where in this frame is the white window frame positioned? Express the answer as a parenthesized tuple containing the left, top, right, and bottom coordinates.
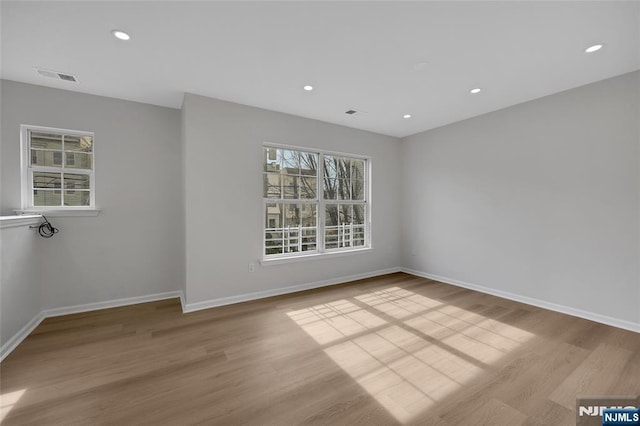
(262, 142, 372, 261)
(20, 124, 96, 211)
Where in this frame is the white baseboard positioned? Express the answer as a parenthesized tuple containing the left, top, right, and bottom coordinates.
(5, 265, 634, 363)
(0, 270, 401, 361)
(183, 267, 401, 313)
(0, 312, 45, 362)
(178, 290, 186, 312)
(43, 291, 184, 317)
(401, 268, 640, 334)
(0, 291, 183, 363)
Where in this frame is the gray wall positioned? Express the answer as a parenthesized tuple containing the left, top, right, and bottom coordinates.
(0, 225, 41, 350)
(2, 70, 639, 352)
(401, 71, 640, 323)
(182, 94, 402, 305)
(0, 80, 183, 309)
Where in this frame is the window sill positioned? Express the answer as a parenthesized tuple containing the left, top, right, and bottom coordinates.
(0, 214, 43, 229)
(260, 247, 373, 266)
(14, 209, 101, 217)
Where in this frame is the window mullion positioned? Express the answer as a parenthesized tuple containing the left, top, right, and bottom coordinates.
(61, 133, 65, 207)
(29, 169, 34, 208)
(318, 152, 325, 254)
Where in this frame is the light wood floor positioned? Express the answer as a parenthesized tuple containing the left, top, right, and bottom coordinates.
(1, 272, 639, 425)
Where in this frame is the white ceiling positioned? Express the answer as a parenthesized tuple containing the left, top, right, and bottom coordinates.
(2, 1, 639, 138)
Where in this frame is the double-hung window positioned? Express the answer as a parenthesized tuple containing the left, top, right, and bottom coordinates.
(21, 125, 95, 209)
(263, 145, 369, 259)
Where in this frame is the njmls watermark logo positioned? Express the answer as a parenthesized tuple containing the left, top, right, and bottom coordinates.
(577, 396, 640, 426)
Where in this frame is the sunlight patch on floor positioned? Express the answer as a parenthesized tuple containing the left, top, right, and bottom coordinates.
(355, 287, 443, 319)
(287, 299, 387, 345)
(287, 287, 535, 423)
(0, 389, 26, 423)
(406, 306, 534, 363)
(323, 324, 483, 422)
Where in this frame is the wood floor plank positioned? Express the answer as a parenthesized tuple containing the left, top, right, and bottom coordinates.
(1, 272, 639, 425)
(521, 399, 574, 426)
(549, 342, 634, 410)
(471, 398, 528, 426)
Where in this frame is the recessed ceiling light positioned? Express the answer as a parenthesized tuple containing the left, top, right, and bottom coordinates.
(585, 44, 603, 53)
(303, 85, 313, 91)
(111, 30, 130, 41)
(470, 88, 482, 94)
(403, 114, 412, 119)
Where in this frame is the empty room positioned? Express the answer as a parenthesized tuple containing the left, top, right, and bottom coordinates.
(1, 1, 639, 425)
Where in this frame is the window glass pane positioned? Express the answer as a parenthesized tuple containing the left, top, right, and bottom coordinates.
(264, 173, 281, 198)
(325, 204, 362, 249)
(339, 204, 353, 225)
(265, 203, 283, 255)
(64, 153, 92, 169)
(352, 179, 365, 200)
(33, 172, 61, 188)
(265, 203, 282, 229)
(64, 135, 93, 152)
(353, 205, 366, 247)
(284, 204, 300, 228)
(280, 150, 300, 175)
(342, 205, 355, 248)
(64, 191, 90, 206)
(353, 204, 365, 225)
(324, 178, 337, 200)
(64, 173, 90, 190)
(325, 156, 351, 176)
(65, 153, 76, 166)
(337, 157, 352, 180)
(264, 147, 279, 172)
(325, 204, 339, 249)
(300, 204, 316, 227)
(325, 204, 339, 227)
(299, 152, 318, 176)
(299, 177, 317, 199)
(352, 160, 365, 181)
(324, 158, 354, 200)
(31, 150, 63, 167)
(30, 132, 62, 150)
(300, 204, 317, 251)
(324, 156, 338, 179)
(264, 203, 317, 255)
(33, 190, 61, 206)
(337, 179, 350, 200)
(283, 175, 300, 199)
(283, 204, 301, 253)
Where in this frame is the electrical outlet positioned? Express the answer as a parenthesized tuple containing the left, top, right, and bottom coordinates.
(248, 263, 255, 273)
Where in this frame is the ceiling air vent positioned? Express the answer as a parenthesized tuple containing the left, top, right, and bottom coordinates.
(58, 73, 77, 82)
(35, 68, 78, 83)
